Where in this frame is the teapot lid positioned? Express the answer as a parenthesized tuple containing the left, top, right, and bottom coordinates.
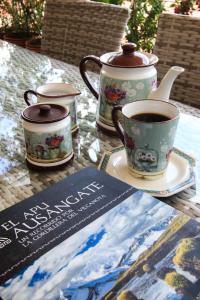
(101, 43, 158, 68)
(22, 103, 69, 124)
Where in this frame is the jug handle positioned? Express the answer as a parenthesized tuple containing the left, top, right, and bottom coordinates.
(79, 55, 102, 99)
(24, 90, 37, 106)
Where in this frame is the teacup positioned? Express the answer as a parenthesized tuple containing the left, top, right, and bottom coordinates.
(112, 100, 180, 179)
(24, 83, 81, 134)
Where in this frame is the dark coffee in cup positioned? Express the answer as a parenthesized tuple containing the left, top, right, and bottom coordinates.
(130, 113, 170, 123)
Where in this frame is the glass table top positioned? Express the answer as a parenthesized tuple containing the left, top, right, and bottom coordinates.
(0, 40, 200, 219)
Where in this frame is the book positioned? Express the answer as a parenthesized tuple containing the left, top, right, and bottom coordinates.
(0, 167, 200, 300)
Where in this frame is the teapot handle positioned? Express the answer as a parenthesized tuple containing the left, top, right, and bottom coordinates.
(24, 90, 37, 106)
(79, 55, 102, 99)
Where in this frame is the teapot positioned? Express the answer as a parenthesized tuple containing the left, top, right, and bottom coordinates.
(79, 43, 184, 133)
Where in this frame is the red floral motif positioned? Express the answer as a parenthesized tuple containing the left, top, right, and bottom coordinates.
(46, 135, 64, 148)
(125, 134, 135, 149)
(104, 85, 126, 103)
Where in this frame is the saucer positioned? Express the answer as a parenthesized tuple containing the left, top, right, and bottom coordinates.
(26, 151, 74, 168)
(96, 118, 116, 133)
(99, 147, 196, 197)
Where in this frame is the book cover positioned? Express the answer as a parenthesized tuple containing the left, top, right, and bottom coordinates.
(0, 167, 200, 300)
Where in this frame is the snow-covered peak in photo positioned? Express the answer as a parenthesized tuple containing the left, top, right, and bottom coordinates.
(0, 191, 176, 300)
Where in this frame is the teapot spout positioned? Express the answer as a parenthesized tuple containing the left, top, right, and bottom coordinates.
(148, 66, 185, 101)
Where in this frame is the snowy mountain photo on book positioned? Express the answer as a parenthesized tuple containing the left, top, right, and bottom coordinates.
(0, 168, 199, 300)
(0, 190, 200, 300)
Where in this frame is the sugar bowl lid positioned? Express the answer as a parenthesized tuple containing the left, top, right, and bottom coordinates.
(100, 43, 158, 68)
(22, 103, 69, 124)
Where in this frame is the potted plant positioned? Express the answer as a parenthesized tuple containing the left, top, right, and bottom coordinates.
(92, 0, 123, 4)
(126, 0, 165, 52)
(0, 7, 10, 40)
(1, 0, 33, 47)
(171, 0, 195, 14)
(25, 0, 44, 52)
(26, 36, 42, 52)
(0, 0, 44, 48)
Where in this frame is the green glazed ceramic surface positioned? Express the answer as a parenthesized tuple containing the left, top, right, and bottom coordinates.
(24, 127, 72, 164)
(98, 74, 157, 126)
(123, 115, 179, 174)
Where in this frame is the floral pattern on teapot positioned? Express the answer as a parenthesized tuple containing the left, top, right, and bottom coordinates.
(104, 85, 126, 104)
(98, 74, 157, 126)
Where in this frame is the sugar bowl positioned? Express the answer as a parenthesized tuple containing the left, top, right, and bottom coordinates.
(22, 103, 73, 168)
(24, 83, 81, 134)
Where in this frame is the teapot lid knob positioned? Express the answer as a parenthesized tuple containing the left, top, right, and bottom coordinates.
(106, 42, 151, 67)
(122, 43, 137, 54)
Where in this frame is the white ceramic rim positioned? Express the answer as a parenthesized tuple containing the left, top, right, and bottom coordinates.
(36, 83, 81, 98)
(122, 100, 180, 124)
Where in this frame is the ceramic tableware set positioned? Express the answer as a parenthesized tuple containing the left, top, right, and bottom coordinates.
(80, 43, 195, 195)
(22, 83, 80, 168)
(80, 43, 184, 133)
(21, 43, 195, 196)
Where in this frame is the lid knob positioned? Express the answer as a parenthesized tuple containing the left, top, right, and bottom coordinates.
(122, 43, 136, 54)
(106, 42, 150, 67)
(39, 104, 51, 116)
